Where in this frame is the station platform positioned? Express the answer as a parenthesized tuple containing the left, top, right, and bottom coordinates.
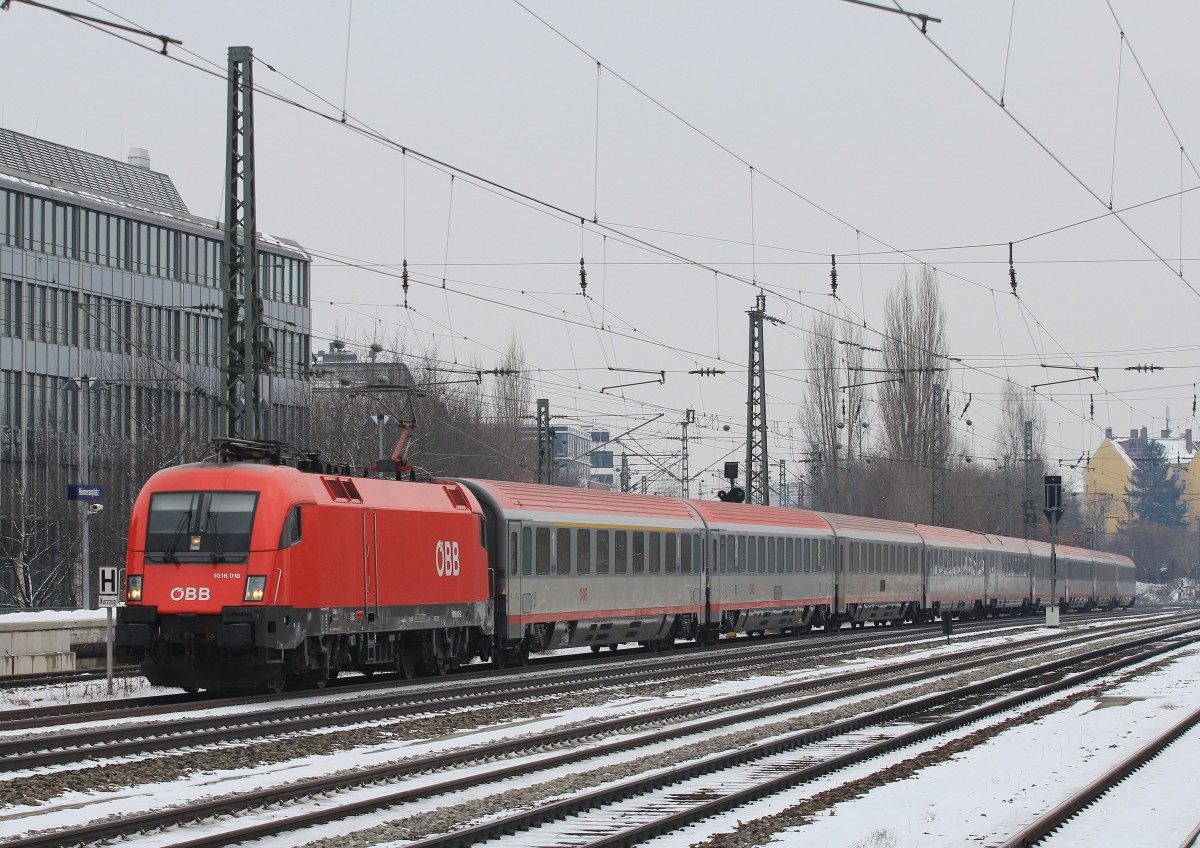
(0, 609, 111, 674)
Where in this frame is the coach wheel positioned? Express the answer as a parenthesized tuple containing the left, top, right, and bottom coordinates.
(305, 671, 328, 690)
(265, 668, 286, 695)
(591, 645, 602, 654)
(608, 643, 620, 652)
(397, 642, 418, 679)
(518, 644, 531, 666)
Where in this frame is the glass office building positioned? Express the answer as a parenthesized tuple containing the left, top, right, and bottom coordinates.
(0, 128, 312, 605)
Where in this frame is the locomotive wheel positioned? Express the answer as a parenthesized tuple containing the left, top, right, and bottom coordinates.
(397, 642, 418, 679)
(265, 669, 286, 694)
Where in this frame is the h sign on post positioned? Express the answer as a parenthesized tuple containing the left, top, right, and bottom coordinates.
(98, 566, 120, 607)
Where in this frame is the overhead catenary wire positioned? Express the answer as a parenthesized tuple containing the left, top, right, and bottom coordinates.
(23, 0, 1185, 465)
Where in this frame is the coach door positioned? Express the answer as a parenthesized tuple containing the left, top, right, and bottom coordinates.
(363, 510, 379, 624)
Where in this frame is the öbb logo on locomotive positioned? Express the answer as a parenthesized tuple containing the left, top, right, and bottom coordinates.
(169, 586, 211, 602)
(436, 540, 461, 576)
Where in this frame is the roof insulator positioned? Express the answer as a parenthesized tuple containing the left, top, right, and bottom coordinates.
(1008, 242, 1018, 296)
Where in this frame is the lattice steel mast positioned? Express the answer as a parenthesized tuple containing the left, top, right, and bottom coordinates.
(221, 46, 266, 440)
(745, 293, 780, 505)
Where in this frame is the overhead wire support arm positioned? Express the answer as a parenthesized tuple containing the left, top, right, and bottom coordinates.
(1032, 369, 1099, 392)
(2, 0, 182, 53)
(839, 0, 942, 33)
(600, 372, 665, 394)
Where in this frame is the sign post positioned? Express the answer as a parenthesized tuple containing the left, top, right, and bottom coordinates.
(98, 566, 119, 694)
(1043, 475, 1064, 628)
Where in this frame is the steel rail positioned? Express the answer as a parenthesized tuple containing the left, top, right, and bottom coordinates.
(10, 621, 1196, 848)
(997, 703, 1200, 847)
(1, 614, 1185, 774)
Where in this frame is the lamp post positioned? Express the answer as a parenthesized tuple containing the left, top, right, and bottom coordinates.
(65, 376, 107, 609)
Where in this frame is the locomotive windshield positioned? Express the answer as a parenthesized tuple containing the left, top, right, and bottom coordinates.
(145, 491, 258, 563)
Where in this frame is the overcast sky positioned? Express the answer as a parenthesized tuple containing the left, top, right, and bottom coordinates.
(2, 1, 1197, 495)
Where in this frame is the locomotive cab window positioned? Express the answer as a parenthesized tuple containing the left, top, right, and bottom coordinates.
(146, 491, 257, 563)
(278, 504, 302, 549)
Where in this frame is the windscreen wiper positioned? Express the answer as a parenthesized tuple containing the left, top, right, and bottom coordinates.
(162, 511, 192, 563)
(201, 510, 227, 563)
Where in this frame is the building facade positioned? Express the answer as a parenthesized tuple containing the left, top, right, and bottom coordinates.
(1084, 425, 1196, 541)
(0, 128, 311, 606)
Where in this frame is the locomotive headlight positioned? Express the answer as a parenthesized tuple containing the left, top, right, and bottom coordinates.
(126, 575, 143, 602)
(244, 575, 267, 602)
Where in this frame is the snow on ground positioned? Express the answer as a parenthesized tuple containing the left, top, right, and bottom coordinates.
(0, 608, 109, 624)
(0, 611, 1194, 848)
(641, 641, 1200, 848)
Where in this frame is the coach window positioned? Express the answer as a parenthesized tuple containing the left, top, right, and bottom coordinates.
(596, 530, 610, 575)
(647, 532, 661, 574)
(665, 534, 677, 574)
(535, 527, 550, 575)
(746, 536, 756, 575)
(632, 532, 645, 574)
(557, 528, 572, 575)
(718, 536, 727, 574)
(577, 529, 591, 575)
(615, 530, 628, 574)
(736, 536, 746, 573)
(680, 533, 691, 573)
(785, 538, 794, 573)
(510, 530, 519, 576)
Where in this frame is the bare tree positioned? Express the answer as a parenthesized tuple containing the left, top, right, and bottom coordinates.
(992, 383, 1047, 536)
(798, 314, 865, 512)
(874, 267, 952, 522)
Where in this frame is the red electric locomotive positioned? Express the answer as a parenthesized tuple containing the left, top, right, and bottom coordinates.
(116, 442, 492, 692)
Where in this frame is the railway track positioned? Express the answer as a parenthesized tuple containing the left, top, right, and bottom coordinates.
(0, 665, 138, 690)
(997, 702, 1200, 848)
(0, 613, 1186, 772)
(0, 605, 1166, 731)
(4, 613, 1196, 848)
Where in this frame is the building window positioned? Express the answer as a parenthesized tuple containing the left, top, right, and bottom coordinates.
(0, 189, 18, 246)
(0, 278, 20, 338)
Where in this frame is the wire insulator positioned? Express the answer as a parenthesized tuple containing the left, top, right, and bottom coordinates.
(830, 255, 838, 297)
(579, 257, 587, 295)
(401, 259, 410, 308)
(1008, 242, 1018, 296)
